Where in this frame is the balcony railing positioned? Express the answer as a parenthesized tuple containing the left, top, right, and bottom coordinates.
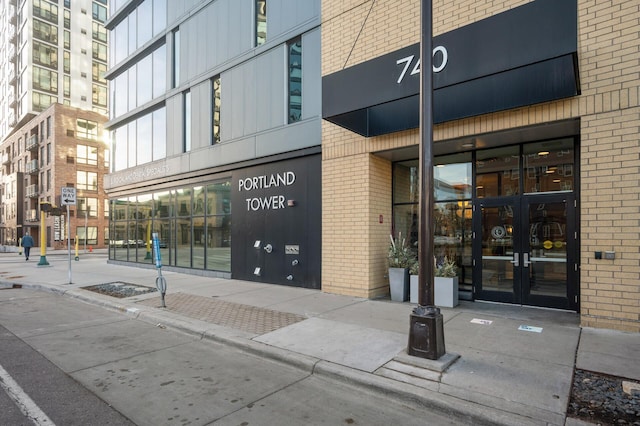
(26, 159, 38, 174)
(26, 135, 39, 151)
(26, 185, 38, 198)
(25, 209, 38, 222)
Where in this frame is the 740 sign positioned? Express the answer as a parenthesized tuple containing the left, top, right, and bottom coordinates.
(61, 187, 76, 206)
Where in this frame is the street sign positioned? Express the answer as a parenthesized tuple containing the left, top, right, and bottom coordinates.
(61, 187, 76, 206)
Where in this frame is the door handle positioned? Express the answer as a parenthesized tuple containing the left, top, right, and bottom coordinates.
(523, 253, 531, 267)
(509, 252, 519, 267)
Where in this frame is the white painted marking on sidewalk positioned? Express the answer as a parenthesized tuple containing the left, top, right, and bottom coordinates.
(470, 318, 493, 325)
(0, 363, 56, 426)
(518, 325, 543, 333)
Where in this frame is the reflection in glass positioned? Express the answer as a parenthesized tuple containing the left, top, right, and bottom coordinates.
(175, 218, 191, 268)
(476, 146, 520, 198)
(288, 38, 302, 123)
(523, 139, 574, 193)
(175, 188, 191, 217)
(212, 76, 221, 144)
(528, 201, 567, 297)
(434, 201, 472, 292)
(256, 0, 266, 46)
(192, 217, 205, 269)
(481, 205, 514, 292)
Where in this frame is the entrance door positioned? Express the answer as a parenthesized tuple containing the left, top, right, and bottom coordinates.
(475, 194, 577, 310)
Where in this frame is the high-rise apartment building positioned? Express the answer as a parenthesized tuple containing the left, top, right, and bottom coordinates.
(0, 0, 109, 142)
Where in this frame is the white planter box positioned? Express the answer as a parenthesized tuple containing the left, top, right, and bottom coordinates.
(410, 275, 419, 303)
(435, 276, 459, 308)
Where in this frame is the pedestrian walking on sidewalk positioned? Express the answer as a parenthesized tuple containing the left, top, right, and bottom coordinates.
(21, 232, 34, 261)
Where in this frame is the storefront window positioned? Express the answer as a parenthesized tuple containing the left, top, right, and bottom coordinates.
(523, 138, 574, 193)
(476, 146, 520, 197)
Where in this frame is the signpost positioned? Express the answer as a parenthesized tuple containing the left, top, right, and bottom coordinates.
(61, 187, 76, 284)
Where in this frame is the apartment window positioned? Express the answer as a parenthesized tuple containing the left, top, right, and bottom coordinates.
(33, 92, 56, 111)
(77, 145, 98, 165)
(104, 203, 110, 219)
(78, 197, 98, 217)
(64, 30, 70, 49)
(212, 76, 221, 144)
(47, 143, 51, 164)
(104, 149, 110, 168)
(92, 3, 107, 23)
(92, 22, 107, 42)
(288, 37, 302, 123)
(64, 9, 70, 29)
(33, 42, 58, 69)
(33, 67, 58, 94)
(92, 61, 106, 83)
(33, 19, 58, 44)
(183, 91, 191, 152)
(172, 29, 180, 88)
(64, 0, 70, 8)
(46, 116, 52, 138)
(92, 42, 107, 61)
(77, 171, 98, 191)
(77, 119, 98, 139)
(256, 0, 267, 46)
(40, 146, 45, 167)
(64, 75, 70, 97)
(47, 170, 51, 191)
(77, 226, 98, 245)
(92, 84, 107, 107)
(63, 51, 70, 73)
(33, 0, 58, 24)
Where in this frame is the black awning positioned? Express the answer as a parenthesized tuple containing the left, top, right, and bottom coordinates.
(322, 0, 579, 137)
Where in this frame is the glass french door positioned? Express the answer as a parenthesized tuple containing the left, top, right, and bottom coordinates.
(475, 194, 577, 310)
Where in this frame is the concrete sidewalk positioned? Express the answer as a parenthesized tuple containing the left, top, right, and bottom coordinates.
(1, 250, 638, 425)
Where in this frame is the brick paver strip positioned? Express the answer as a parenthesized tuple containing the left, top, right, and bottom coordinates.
(136, 292, 306, 334)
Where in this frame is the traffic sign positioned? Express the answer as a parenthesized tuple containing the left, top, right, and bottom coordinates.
(61, 187, 76, 206)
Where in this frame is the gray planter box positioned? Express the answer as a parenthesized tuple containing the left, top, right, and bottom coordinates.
(435, 276, 459, 308)
(389, 267, 409, 302)
(410, 274, 419, 303)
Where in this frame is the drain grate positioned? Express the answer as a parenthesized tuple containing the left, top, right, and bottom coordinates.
(82, 282, 157, 298)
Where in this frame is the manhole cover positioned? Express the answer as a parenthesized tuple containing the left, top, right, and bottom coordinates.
(82, 282, 157, 298)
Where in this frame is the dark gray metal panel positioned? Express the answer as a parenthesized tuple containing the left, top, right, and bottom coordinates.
(231, 154, 321, 288)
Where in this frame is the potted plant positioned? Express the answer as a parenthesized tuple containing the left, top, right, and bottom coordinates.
(435, 256, 459, 308)
(388, 233, 413, 302)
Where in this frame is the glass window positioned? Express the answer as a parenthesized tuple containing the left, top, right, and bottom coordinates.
(77, 144, 98, 165)
(92, 3, 107, 23)
(92, 61, 107, 83)
(212, 76, 221, 144)
(128, 9, 137, 55)
(63, 51, 70, 73)
(33, 0, 58, 24)
(183, 91, 191, 152)
(128, 121, 137, 168)
(63, 75, 70, 97)
(476, 146, 520, 198)
(64, 9, 70, 29)
(523, 139, 574, 193)
(113, 19, 128, 64)
(193, 186, 205, 215)
(77, 171, 98, 191)
(32, 66, 58, 93)
(256, 0, 266, 46)
(128, 65, 137, 110)
(152, 46, 166, 99)
(137, 0, 152, 48)
(92, 84, 107, 107)
(288, 37, 302, 123)
(136, 114, 152, 165)
(33, 19, 58, 44)
(153, 0, 167, 36)
(33, 42, 58, 69)
(92, 41, 108, 61)
(172, 29, 180, 88)
(137, 54, 152, 105)
(77, 119, 98, 139)
(435, 153, 473, 201)
(78, 197, 98, 217)
(152, 107, 166, 161)
(92, 22, 107, 42)
(175, 188, 191, 216)
(64, 30, 70, 49)
(33, 92, 56, 111)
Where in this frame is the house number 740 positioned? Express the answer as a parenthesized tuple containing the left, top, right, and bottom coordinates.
(396, 46, 448, 84)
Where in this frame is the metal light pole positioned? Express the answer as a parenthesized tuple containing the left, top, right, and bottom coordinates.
(407, 0, 445, 360)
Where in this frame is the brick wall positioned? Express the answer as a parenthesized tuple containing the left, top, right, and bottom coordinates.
(321, 0, 640, 330)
